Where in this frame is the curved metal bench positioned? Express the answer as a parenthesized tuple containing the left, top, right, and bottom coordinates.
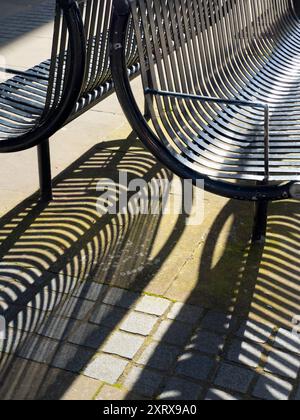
(0, 0, 139, 201)
(111, 0, 300, 241)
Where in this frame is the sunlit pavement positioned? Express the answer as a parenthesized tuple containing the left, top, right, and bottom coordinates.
(0, 1, 299, 401)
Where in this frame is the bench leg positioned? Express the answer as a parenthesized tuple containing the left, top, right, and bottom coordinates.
(37, 138, 53, 202)
(252, 200, 268, 243)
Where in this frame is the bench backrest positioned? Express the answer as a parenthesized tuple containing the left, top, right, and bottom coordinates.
(130, 0, 295, 110)
(45, 0, 138, 121)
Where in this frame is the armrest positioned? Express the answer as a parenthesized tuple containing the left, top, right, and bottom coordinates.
(0, 0, 86, 153)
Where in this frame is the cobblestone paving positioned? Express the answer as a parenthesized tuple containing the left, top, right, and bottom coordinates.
(1, 281, 300, 400)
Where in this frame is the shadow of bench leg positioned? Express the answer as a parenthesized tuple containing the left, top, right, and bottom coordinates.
(252, 200, 268, 244)
(37, 138, 53, 202)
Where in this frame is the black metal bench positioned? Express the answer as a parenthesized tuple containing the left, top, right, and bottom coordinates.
(111, 0, 300, 242)
(0, 0, 139, 201)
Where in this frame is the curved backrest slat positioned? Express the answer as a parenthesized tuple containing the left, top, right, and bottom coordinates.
(131, 0, 295, 152)
(44, 0, 139, 121)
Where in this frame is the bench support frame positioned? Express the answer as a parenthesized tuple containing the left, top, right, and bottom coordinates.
(37, 139, 53, 202)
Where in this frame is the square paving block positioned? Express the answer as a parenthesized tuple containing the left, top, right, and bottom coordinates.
(253, 374, 293, 400)
(84, 354, 128, 384)
(120, 311, 158, 336)
(214, 363, 254, 393)
(38, 316, 75, 341)
(72, 282, 108, 302)
(176, 352, 214, 381)
(201, 311, 238, 333)
(123, 366, 163, 398)
(167, 302, 203, 324)
(237, 320, 273, 344)
(51, 343, 94, 373)
(154, 319, 194, 346)
(264, 349, 300, 379)
(17, 334, 59, 365)
(135, 295, 171, 316)
(102, 288, 139, 309)
(273, 329, 300, 355)
(90, 303, 127, 328)
(186, 330, 225, 355)
(68, 322, 110, 350)
(102, 331, 144, 359)
(137, 341, 180, 371)
(226, 339, 263, 368)
(205, 388, 240, 401)
(55, 297, 94, 321)
(158, 377, 202, 400)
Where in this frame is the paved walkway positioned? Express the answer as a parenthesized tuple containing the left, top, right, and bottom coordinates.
(0, 1, 300, 400)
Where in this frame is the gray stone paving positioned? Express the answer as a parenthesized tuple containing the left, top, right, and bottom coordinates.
(252, 374, 293, 401)
(120, 312, 158, 336)
(84, 354, 128, 384)
(158, 377, 202, 400)
(2, 291, 300, 400)
(135, 295, 171, 316)
(273, 328, 300, 355)
(226, 339, 263, 368)
(123, 366, 164, 398)
(205, 388, 239, 401)
(236, 320, 274, 344)
(214, 363, 255, 394)
(102, 331, 145, 359)
(264, 349, 300, 379)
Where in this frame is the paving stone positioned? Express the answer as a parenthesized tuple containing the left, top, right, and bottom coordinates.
(214, 363, 254, 393)
(176, 352, 214, 381)
(294, 384, 300, 401)
(205, 388, 240, 401)
(72, 282, 108, 302)
(273, 329, 300, 355)
(227, 339, 263, 368)
(253, 374, 293, 400)
(61, 375, 102, 401)
(167, 303, 203, 324)
(264, 349, 300, 379)
(102, 331, 144, 359)
(0, 357, 50, 400)
(51, 343, 94, 373)
(84, 354, 128, 384)
(0, 327, 21, 354)
(9, 307, 47, 333)
(135, 295, 171, 316)
(137, 341, 180, 371)
(38, 368, 101, 400)
(186, 330, 225, 355)
(102, 288, 139, 309)
(68, 322, 110, 350)
(237, 320, 273, 344)
(27, 290, 65, 313)
(120, 312, 158, 336)
(201, 311, 238, 333)
(154, 319, 194, 346)
(90, 303, 127, 328)
(158, 377, 202, 400)
(37, 316, 75, 340)
(55, 297, 94, 321)
(123, 366, 163, 398)
(17, 335, 58, 364)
